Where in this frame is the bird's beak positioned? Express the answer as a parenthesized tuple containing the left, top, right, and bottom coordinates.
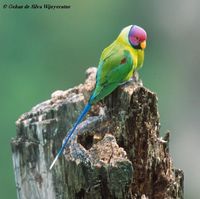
(140, 40, 146, 49)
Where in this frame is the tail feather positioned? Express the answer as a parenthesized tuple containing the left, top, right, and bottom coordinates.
(49, 103, 91, 170)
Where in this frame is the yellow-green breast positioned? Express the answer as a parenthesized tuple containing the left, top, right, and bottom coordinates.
(116, 36, 144, 71)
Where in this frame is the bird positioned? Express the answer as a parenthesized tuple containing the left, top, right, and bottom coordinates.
(49, 25, 147, 170)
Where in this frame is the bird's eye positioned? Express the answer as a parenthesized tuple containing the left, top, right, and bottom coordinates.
(135, 36, 139, 41)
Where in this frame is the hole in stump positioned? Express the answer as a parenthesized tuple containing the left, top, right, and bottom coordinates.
(78, 134, 94, 150)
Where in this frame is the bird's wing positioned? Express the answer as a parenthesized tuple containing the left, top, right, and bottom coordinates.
(90, 48, 133, 103)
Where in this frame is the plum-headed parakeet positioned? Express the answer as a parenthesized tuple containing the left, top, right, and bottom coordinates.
(50, 25, 147, 169)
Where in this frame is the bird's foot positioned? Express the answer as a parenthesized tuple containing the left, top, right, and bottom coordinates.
(132, 71, 139, 82)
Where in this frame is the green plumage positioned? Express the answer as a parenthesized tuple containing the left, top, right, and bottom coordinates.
(90, 29, 144, 104)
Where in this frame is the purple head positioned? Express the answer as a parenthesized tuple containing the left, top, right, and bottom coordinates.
(128, 25, 147, 50)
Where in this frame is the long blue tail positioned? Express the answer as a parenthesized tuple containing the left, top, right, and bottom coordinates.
(49, 103, 91, 170)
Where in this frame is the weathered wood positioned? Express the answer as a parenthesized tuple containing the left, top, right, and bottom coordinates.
(11, 67, 184, 199)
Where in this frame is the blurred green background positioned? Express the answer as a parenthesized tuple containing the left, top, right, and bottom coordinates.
(0, 0, 200, 198)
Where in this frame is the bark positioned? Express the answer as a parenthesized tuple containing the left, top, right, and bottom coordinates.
(11, 67, 184, 199)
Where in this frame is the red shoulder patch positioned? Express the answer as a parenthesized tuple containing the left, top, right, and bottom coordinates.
(120, 57, 127, 64)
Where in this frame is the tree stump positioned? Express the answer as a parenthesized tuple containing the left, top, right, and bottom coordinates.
(11, 67, 184, 199)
